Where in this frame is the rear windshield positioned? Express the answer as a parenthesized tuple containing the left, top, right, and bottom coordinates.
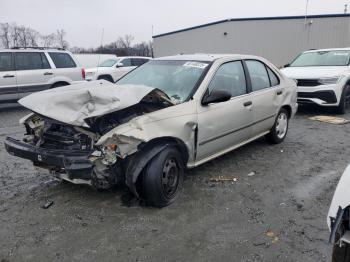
(290, 50, 350, 67)
(49, 52, 76, 68)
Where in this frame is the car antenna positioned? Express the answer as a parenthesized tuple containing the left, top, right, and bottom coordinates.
(96, 28, 104, 77)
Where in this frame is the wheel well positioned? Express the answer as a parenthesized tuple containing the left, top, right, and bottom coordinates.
(138, 137, 189, 165)
(50, 81, 70, 88)
(281, 105, 292, 118)
(98, 74, 114, 82)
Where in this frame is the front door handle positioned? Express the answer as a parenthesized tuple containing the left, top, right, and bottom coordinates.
(3, 74, 14, 78)
(276, 90, 283, 95)
(243, 101, 252, 107)
(43, 72, 53, 76)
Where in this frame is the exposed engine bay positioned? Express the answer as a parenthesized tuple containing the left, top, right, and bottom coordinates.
(8, 88, 174, 191)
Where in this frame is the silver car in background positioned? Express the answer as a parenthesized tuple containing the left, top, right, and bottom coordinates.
(5, 54, 297, 207)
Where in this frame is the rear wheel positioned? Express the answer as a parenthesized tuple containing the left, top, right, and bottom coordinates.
(266, 108, 289, 144)
(336, 85, 350, 115)
(141, 146, 184, 208)
(51, 82, 69, 89)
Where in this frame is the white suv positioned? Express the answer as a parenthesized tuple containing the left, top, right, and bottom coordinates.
(0, 48, 85, 103)
(85, 56, 152, 82)
(281, 48, 350, 114)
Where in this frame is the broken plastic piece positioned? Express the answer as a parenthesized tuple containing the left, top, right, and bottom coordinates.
(41, 201, 54, 209)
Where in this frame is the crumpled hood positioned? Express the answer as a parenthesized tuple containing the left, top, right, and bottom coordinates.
(18, 80, 155, 126)
(281, 66, 349, 79)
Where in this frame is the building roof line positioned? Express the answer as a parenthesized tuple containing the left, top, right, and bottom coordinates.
(152, 13, 350, 38)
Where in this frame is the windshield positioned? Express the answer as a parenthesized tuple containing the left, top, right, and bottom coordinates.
(116, 60, 210, 103)
(99, 58, 120, 67)
(290, 51, 350, 67)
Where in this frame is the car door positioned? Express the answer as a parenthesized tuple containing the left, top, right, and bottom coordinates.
(244, 60, 283, 137)
(15, 52, 54, 99)
(114, 58, 134, 80)
(48, 52, 81, 81)
(0, 52, 18, 103)
(196, 60, 254, 162)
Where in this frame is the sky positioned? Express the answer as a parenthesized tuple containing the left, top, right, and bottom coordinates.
(0, 0, 349, 48)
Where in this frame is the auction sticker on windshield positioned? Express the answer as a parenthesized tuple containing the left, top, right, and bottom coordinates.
(183, 61, 208, 69)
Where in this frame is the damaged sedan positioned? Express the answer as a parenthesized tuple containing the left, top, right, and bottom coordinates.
(5, 54, 297, 207)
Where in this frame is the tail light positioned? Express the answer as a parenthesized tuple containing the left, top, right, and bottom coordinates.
(82, 68, 86, 80)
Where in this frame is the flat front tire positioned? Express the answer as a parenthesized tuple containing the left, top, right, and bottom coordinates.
(266, 108, 289, 144)
(141, 146, 184, 208)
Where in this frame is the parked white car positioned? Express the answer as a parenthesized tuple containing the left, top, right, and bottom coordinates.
(5, 54, 297, 207)
(328, 165, 350, 261)
(0, 47, 85, 103)
(85, 56, 152, 82)
(281, 48, 350, 114)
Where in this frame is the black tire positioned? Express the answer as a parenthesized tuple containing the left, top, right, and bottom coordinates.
(336, 85, 350, 115)
(332, 242, 350, 262)
(141, 146, 184, 208)
(51, 82, 69, 89)
(265, 108, 289, 144)
(98, 75, 114, 83)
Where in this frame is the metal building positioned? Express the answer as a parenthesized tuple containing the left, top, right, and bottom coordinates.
(153, 14, 350, 67)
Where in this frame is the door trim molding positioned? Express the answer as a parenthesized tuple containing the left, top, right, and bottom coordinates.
(198, 113, 276, 146)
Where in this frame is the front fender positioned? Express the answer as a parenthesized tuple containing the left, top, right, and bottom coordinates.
(328, 165, 350, 230)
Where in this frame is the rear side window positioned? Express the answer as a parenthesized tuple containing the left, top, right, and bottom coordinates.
(245, 60, 270, 91)
(0, 52, 13, 71)
(15, 52, 50, 70)
(131, 58, 149, 67)
(49, 52, 76, 68)
(267, 67, 280, 86)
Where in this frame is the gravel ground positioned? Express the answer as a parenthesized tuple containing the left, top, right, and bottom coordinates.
(0, 104, 349, 262)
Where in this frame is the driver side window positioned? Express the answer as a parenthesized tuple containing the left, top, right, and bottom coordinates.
(208, 61, 247, 97)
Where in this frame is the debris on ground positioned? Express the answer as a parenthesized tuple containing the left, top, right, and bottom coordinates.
(309, 115, 350, 125)
(266, 230, 279, 244)
(247, 172, 256, 177)
(41, 201, 54, 209)
(209, 176, 238, 182)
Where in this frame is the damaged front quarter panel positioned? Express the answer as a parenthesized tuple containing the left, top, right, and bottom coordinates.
(94, 100, 199, 196)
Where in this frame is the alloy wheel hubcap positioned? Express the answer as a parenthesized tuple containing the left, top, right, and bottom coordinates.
(161, 158, 179, 198)
(276, 113, 288, 139)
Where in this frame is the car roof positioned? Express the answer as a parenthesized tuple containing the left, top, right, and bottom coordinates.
(0, 48, 70, 53)
(155, 53, 263, 62)
(117, 56, 152, 59)
(304, 47, 350, 53)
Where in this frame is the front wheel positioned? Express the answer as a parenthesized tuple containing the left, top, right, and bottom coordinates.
(336, 85, 350, 115)
(141, 146, 184, 208)
(265, 108, 289, 144)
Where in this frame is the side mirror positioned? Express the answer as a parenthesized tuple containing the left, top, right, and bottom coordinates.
(284, 63, 290, 68)
(116, 62, 124, 68)
(202, 89, 231, 105)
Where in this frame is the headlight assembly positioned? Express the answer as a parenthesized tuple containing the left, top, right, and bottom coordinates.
(319, 76, 343, 85)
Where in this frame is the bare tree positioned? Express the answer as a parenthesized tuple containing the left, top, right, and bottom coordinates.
(56, 29, 68, 48)
(41, 33, 56, 48)
(0, 23, 11, 48)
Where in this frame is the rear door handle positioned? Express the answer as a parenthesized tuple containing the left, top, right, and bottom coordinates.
(277, 90, 283, 95)
(43, 72, 53, 76)
(3, 74, 14, 78)
(243, 101, 252, 107)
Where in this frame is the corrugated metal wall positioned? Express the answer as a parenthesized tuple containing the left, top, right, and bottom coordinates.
(153, 16, 350, 67)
